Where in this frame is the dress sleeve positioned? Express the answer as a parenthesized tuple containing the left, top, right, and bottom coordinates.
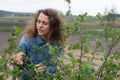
(18, 36, 27, 53)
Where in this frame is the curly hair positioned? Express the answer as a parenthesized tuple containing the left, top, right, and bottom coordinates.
(23, 9, 63, 43)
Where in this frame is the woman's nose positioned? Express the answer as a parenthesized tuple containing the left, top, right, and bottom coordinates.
(39, 22, 43, 27)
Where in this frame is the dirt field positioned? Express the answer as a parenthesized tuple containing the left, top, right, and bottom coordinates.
(0, 31, 120, 54)
(0, 21, 26, 27)
(0, 32, 11, 54)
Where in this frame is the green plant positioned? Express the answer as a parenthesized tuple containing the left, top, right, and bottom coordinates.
(0, 0, 120, 79)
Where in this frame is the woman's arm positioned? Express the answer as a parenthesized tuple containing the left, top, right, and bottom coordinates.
(13, 36, 27, 66)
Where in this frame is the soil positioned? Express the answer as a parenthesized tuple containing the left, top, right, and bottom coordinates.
(0, 32, 11, 54)
(0, 32, 11, 46)
(0, 31, 23, 55)
(0, 31, 120, 54)
(0, 21, 26, 27)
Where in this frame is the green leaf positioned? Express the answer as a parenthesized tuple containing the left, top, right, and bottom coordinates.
(65, 0, 71, 4)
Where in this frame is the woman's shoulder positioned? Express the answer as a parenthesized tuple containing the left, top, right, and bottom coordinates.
(20, 35, 36, 44)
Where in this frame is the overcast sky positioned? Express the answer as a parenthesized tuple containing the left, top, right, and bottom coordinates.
(0, 0, 120, 16)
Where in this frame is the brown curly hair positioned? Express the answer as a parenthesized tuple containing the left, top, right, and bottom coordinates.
(23, 9, 63, 43)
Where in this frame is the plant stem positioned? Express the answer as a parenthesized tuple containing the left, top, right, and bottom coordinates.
(77, 26, 83, 80)
(97, 43, 114, 80)
(78, 43, 83, 80)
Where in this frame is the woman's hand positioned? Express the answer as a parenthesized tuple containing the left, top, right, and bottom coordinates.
(13, 52, 24, 66)
(35, 64, 45, 72)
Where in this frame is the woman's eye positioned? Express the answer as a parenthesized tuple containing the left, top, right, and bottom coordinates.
(37, 20, 41, 23)
(43, 22, 48, 25)
(37, 20, 49, 25)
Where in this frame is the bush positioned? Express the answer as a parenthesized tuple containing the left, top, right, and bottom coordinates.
(1, 12, 120, 80)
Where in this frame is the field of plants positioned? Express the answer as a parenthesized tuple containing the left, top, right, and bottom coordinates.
(0, 1, 120, 79)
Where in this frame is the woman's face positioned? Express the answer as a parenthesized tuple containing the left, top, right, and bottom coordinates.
(36, 12, 50, 38)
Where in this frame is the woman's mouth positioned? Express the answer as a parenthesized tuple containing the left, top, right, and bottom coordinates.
(38, 29, 43, 32)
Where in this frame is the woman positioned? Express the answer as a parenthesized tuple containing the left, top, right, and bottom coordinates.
(13, 8, 63, 80)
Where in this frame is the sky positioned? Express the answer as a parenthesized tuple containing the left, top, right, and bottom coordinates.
(0, 0, 120, 16)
